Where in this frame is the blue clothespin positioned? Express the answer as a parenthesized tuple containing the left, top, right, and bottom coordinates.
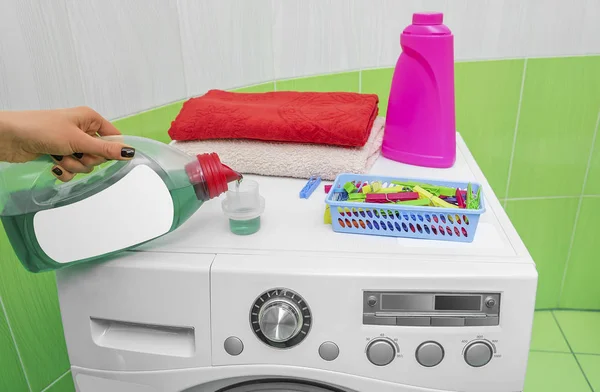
(300, 176, 322, 199)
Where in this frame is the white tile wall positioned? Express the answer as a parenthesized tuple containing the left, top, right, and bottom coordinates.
(0, 0, 598, 116)
(177, 0, 274, 97)
(0, 0, 84, 111)
(272, 0, 362, 79)
(65, 0, 186, 119)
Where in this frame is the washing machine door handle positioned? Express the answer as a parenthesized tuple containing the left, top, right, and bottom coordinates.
(215, 380, 349, 392)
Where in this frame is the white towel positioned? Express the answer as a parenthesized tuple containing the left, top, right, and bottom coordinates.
(171, 117, 385, 180)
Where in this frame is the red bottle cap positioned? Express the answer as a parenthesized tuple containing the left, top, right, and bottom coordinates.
(185, 153, 241, 200)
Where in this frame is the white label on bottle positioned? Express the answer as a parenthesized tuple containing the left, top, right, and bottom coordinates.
(34, 165, 174, 263)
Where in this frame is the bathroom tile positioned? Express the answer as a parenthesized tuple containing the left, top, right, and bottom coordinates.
(0, 299, 29, 392)
(0, 224, 70, 391)
(45, 372, 75, 392)
(530, 311, 570, 353)
(524, 352, 591, 392)
(504, 198, 579, 309)
(272, 0, 361, 79)
(455, 59, 524, 198)
(560, 198, 600, 309)
(113, 100, 185, 144)
(231, 82, 276, 93)
(178, 0, 274, 96)
(582, 111, 600, 196)
(277, 72, 359, 93)
(361, 68, 394, 116)
(0, 0, 85, 111)
(67, 0, 186, 119)
(577, 354, 600, 392)
(554, 311, 600, 354)
(508, 56, 600, 198)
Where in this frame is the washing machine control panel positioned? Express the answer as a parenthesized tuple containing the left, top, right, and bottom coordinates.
(250, 288, 312, 349)
(363, 291, 500, 327)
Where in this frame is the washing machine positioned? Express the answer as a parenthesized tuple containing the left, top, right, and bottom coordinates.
(56, 135, 537, 392)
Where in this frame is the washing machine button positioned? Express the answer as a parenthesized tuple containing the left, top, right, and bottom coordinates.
(464, 341, 493, 367)
(318, 341, 339, 361)
(224, 336, 244, 356)
(366, 339, 396, 366)
(415, 341, 444, 367)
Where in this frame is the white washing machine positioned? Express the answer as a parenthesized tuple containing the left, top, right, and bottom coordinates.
(56, 136, 537, 392)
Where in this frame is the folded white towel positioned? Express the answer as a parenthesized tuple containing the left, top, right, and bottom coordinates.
(171, 117, 385, 180)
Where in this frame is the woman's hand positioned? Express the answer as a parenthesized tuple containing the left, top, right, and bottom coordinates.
(0, 106, 135, 181)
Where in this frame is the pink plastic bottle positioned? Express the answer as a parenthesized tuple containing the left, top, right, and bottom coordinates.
(382, 12, 456, 168)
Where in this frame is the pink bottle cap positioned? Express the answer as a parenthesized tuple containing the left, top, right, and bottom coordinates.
(412, 12, 443, 25)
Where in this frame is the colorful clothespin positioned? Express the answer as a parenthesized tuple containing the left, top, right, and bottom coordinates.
(344, 182, 357, 194)
(431, 196, 459, 209)
(375, 185, 405, 194)
(365, 192, 419, 203)
(323, 205, 332, 224)
(332, 190, 349, 201)
(467, 187, 481, 209)
(348, 193, 367, 202)
(324, 185, 332, 193)
(371, 181, 382, 192)
(300, 176, 321, 199)
(397, 198, 431, 206)
(456, 188, 466, 208)
(361, 184, 373, 194)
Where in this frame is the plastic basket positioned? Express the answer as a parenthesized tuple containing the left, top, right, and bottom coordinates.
(325, 174, 486, 243)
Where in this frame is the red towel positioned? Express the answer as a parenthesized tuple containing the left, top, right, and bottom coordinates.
(168, 90, 379, 147)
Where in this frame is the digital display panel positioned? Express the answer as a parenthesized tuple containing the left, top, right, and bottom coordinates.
(435, 295, 481, 311)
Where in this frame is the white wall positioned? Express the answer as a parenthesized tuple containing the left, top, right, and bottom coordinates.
(1, 0, 599, 119)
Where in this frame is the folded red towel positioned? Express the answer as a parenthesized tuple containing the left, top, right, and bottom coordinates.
(168, 89, 379, 147)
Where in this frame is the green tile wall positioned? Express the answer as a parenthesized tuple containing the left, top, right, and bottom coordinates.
(1, 58, 600, 390)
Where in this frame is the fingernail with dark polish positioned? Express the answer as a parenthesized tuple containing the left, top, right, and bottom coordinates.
(73, 152, 84, 159)
(51, 155, 63, 161)
(121, 147, 135, 158)
(52, 167, 63, 176)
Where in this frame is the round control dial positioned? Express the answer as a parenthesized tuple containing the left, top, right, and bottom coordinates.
(366, 338, 396, 366)
(250, 288, 311, 348)
(464, 341, 494, 367)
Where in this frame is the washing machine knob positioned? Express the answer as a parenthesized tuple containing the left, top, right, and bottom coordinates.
(464, 341, 494, 367)
(366, 339, 396, 366)
(250, 289, 312, 348)
(259, 298, 302, 342)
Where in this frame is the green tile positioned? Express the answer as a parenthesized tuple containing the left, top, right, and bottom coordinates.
(530, 311, 570, 353)
(230, 82, 275, 93)
(524, 352, 591, 392)
(577, 354, 600, 391)
(112, 100, 185, 144)
(554, 311, 600, 354)
(0, 299, 29, 392)
(505, 198, 579, 309)
(560, 198, 600, 309)
(508, 56, 600, 198)
(276, 72, 359, 93)
(0, 223, 70, 391)
(455, 60, 524, 197)
(46, 372, 75, 392)
(361, 68, 394, 116)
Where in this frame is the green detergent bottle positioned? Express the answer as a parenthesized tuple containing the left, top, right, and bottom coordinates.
(0, 136, 241, 273)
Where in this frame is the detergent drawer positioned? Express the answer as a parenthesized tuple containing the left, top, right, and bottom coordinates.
(56, 251, 215, 372)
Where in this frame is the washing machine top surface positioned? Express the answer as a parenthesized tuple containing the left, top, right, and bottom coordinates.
(140, 135, 530, 264)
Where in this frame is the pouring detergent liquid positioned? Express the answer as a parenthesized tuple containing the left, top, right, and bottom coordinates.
(0, 136, 242, 272)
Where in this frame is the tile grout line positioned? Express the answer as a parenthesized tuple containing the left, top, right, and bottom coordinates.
(503, 58, 528, 209)
(551, 311, 595, 391)
(358, 70, 362, 93)
(41, 369, 71, 392)
(558, 110, 600, 307)
(0, 295, 32, 392)
(505, 195, 580, 201)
